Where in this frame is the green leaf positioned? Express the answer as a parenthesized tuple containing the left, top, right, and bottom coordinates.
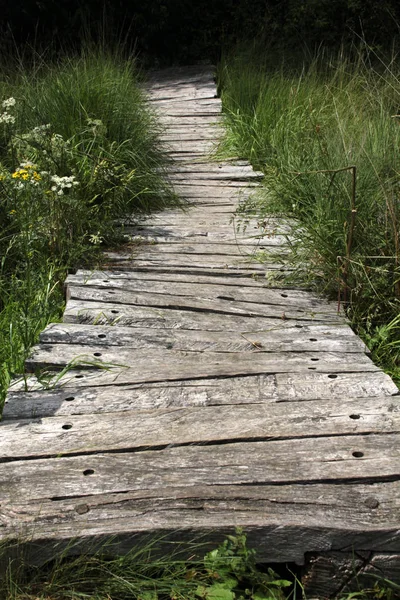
(138, 592, 158, 600)
(206, 583, 236, 600)
(267, 579, 292, 588)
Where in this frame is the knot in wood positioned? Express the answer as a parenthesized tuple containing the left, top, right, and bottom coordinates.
(364, 497, 379, 509)
(75, 503, 90, 515)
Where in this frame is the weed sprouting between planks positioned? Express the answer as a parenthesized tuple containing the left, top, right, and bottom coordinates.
(218, 42, 400, 385)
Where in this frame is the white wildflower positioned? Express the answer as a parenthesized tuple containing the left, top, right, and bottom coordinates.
(89, 231, 103, 245)
(32, 124, 51, 135)
(0, 112, 16, 124)
(2, 97, 16, 109)
(50, 174, 79, 195)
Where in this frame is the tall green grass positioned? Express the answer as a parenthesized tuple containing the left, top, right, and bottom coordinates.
(0, 46, 180, 408)
(219, 44, 400, 384)
(0, 530, 293, 600)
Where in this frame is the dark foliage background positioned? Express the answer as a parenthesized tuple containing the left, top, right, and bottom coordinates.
(0, 0, 400, 62)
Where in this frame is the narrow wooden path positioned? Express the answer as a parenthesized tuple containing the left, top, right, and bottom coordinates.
(1, 65, 400, 594)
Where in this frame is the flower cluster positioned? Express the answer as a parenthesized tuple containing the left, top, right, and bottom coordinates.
(0, 97, 16, 125)
(11, 124, 72, 168)
(11, 163, 42, 188)
(50, 174, 79, 196)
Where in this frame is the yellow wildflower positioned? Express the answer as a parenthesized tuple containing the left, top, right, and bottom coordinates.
(9, 209, 16, 214)
(33, 171, 41, 181)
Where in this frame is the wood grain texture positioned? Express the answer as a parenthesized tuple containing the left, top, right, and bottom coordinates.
(1, 397, 399, 460)
(66, 271, 334, 306)
(62, 299, 342, 330)
(66, 268, 285, 288)
(25, 345, 381, 389)
(64, 285, 338, 322)
(4, 370, 398, 420)
(2, 482, 399, 566)
(39, 321, 367, 353)
(1, 435, 400, 500)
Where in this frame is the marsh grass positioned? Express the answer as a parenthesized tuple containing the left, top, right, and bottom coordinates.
(0, 44, 181, 409)
(219, 43, 400, 384)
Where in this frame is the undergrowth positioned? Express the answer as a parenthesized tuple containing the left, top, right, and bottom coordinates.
(0, 44, 180, 410)
(1, 529, 398, 600)
(218, 43, 400, 385)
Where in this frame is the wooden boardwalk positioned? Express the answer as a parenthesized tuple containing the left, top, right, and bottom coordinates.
(2, 65, 400, 594)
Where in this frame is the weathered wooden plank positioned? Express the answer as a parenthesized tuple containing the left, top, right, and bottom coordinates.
(147, 69, 215, 87)
(156, 106, 222, 117)
(149, 89, 217, 101)
(64, 287, 338, 322)
(135, 245, 290, 261)
(160, 130, 219, 140)
(152, 97, 220, 106)
(62, 299, 342, 330)
(26, 328, 370, 372)
(166, 185, 252, 198)
(169, 162, 263, 176)
(146, 70, 215, 84)
(168, 173, 262, 184)
(66, 275, 329, 306)
(66, 268, 282, 288)
(158, 116, 222, 127)
(1, 397, 399, 461)
(127, 226, 286, 244)
(168, 181, 253, 192)
(147, 80, 216, 93)
(125, 230, 286, 246)
(104, 248, 288, 269)
(5, 370, 397, 418)
(172, 179, 258, 188)
(100, 264, 291, 280)
(153, 98, 221, 109)
(25, 343, 380, 387)
(66, 272, 338, 308)
(138, 213, 273, 230)
(102, 258, 289, 276)
(168, 153, 210, 161)
(170, 161, 256, 172)
(1, 434, 399, 500)
(131, 239, 289, 255)
(126, 232, 286, 246)
(38, 322, 367, 353)
(2, 481, 399, 566)
(162, 141, 216, 153)
(129, 223, 268, 238)
(275, 371, 400, 400)
(3, 375, 278, 418)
